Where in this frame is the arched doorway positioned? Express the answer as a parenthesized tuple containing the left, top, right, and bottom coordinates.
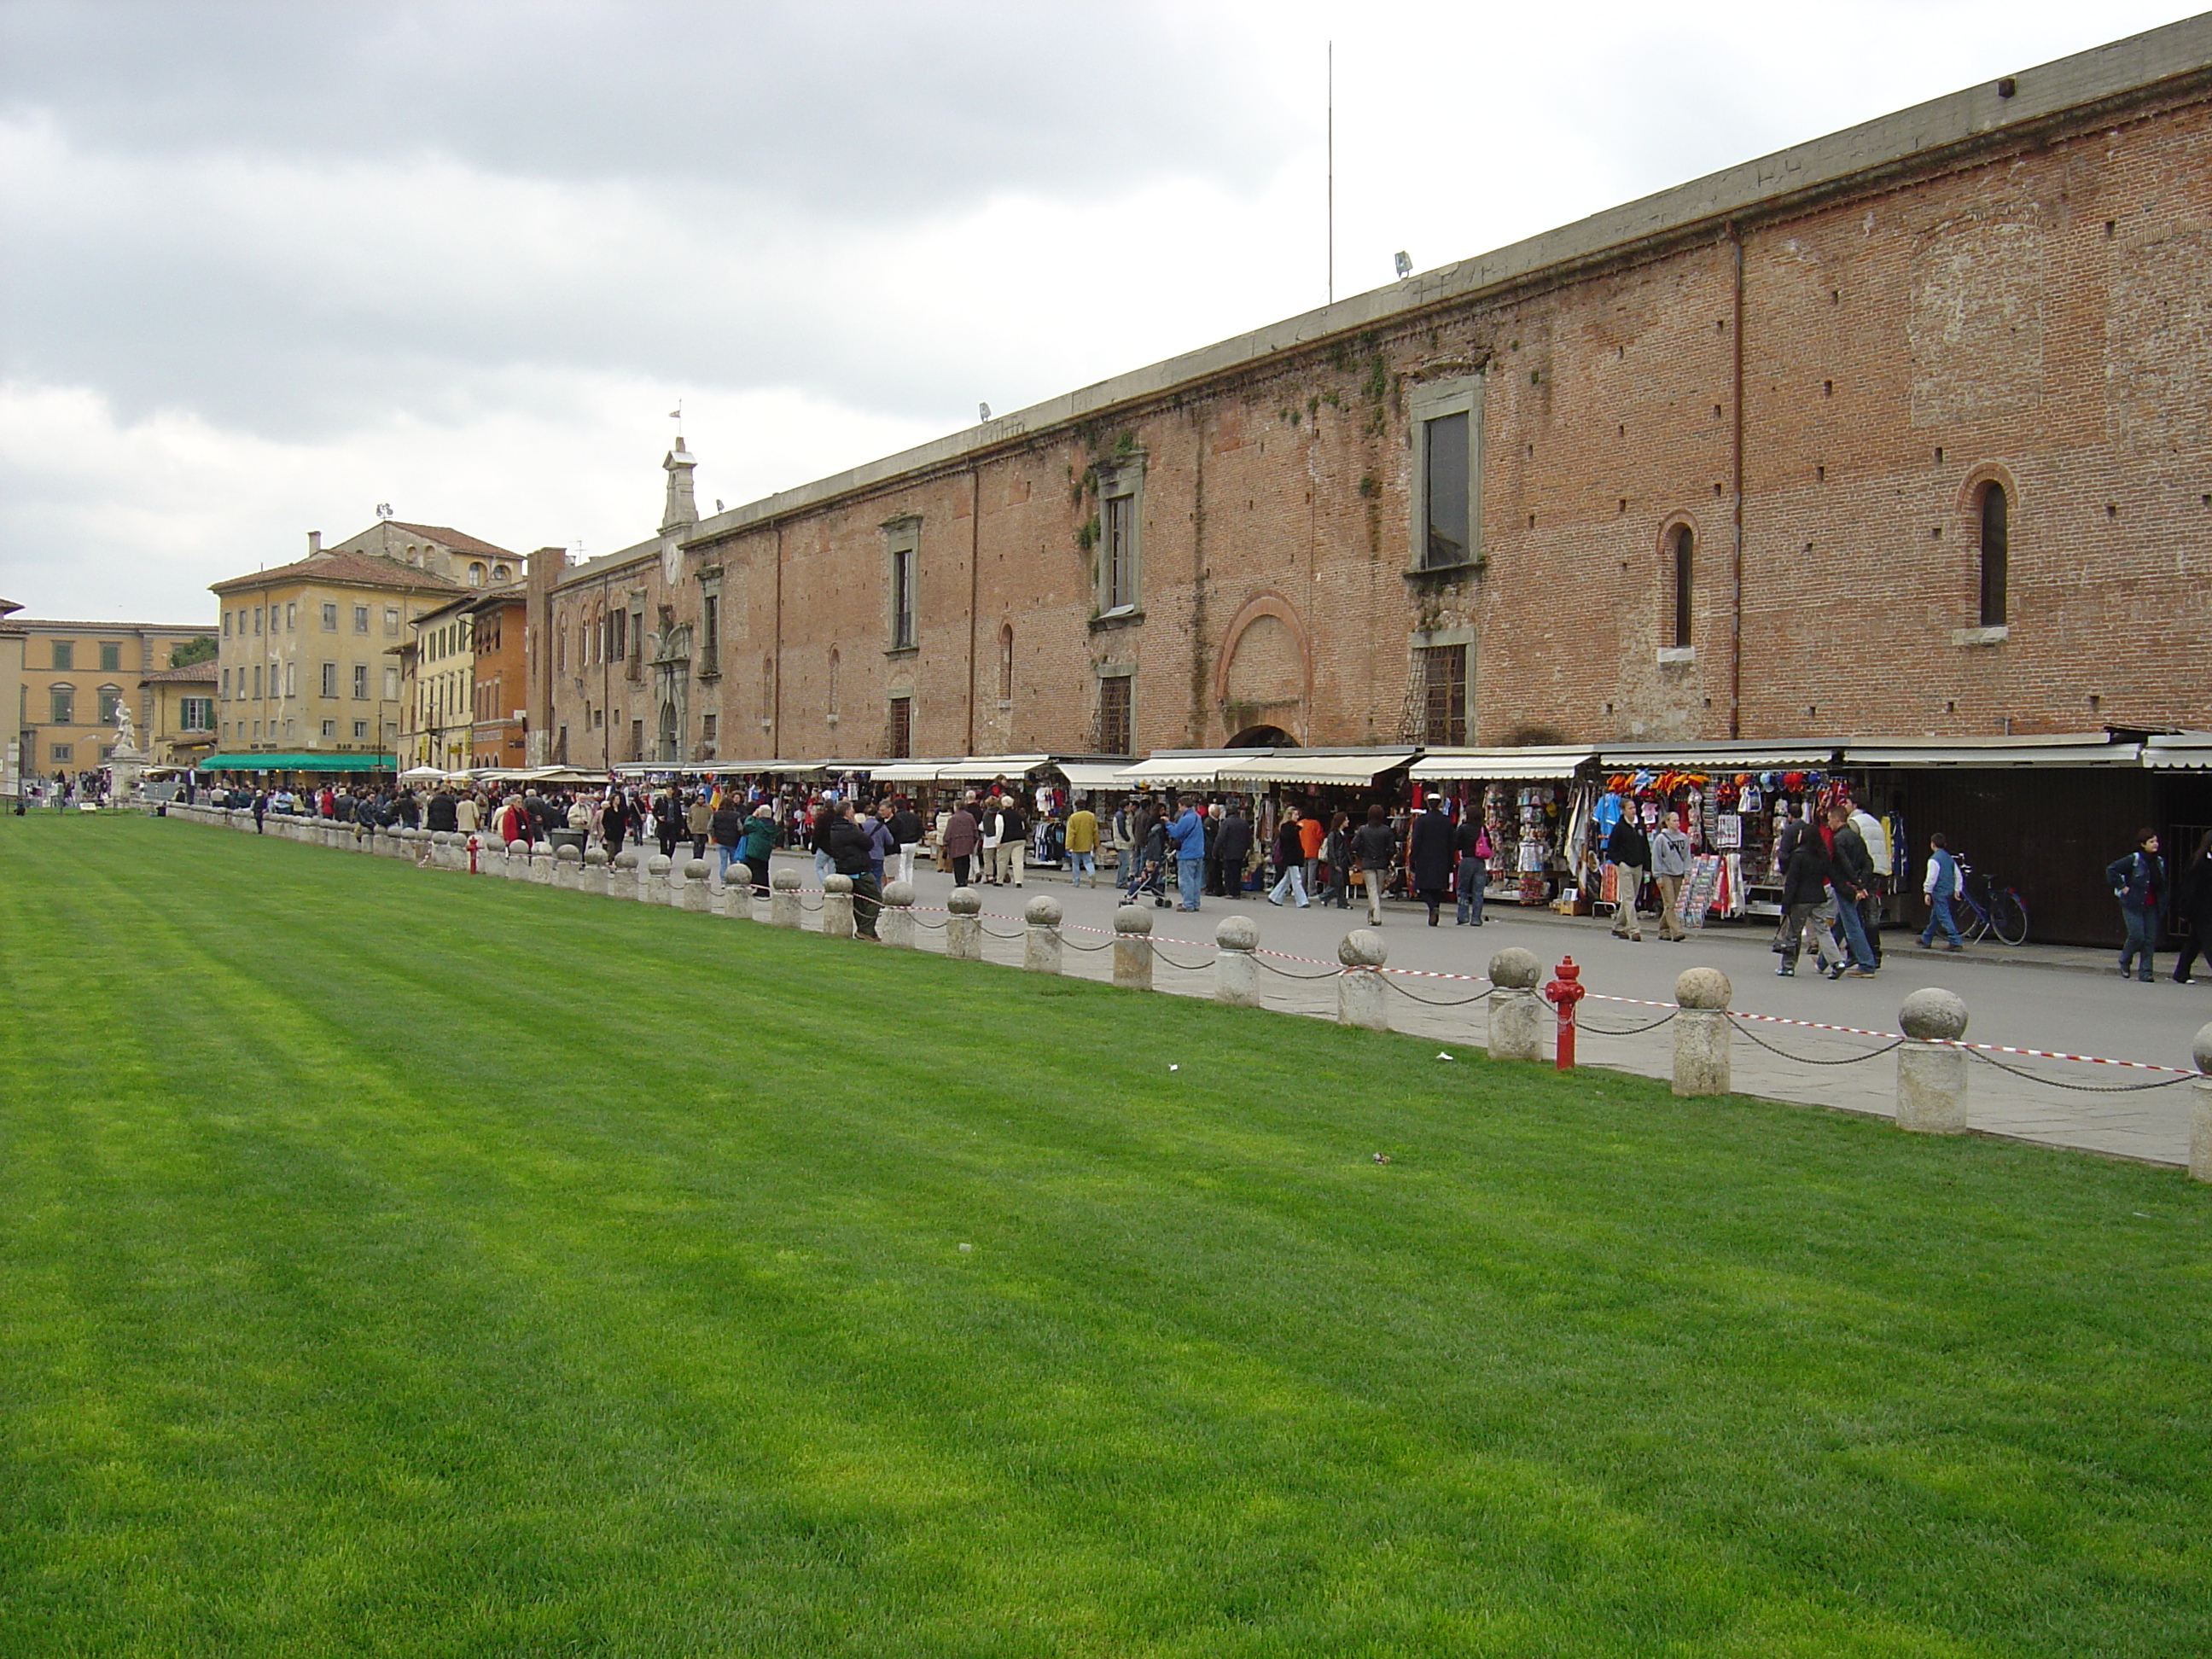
(1226, 725, 1297, 748)
(657, 700, 678, 761)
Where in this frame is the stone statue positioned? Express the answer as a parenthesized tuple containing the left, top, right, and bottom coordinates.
(114, 701, 138, 754)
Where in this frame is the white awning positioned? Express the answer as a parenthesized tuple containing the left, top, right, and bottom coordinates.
(2144, 735, 2212, 770)
(934, 754, 1051, 781)
(1116, 754, 1234, 787)
(1845, 739, 2142, 767)
(1058, 762, 1134, 789)
(865, 760, 955, 782)
(1214, 749, 1417, 786)
(1598, 743, 1836, 770)
(1410, 747, 1597, 781)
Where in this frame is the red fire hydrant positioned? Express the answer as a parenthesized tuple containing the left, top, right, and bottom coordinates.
(1543, 954, 1586, 1071)
(466, 832, 480, 874)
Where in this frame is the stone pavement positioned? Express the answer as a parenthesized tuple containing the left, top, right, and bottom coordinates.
(824, 856, 2209, 1169)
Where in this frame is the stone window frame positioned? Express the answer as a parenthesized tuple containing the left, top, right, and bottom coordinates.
(49, 684, 74, 725)
(1656, 513, 1700, 662)
(321, 602, 339, 632)
(698, 568, 723, 680)
(883, 515, 921, 654)
(1096, 664, 1135, 756)
(1407, 375, 1485, 574)
(1407, 625, 1474, 746)
(98, 641, 121, 672)
(1095, 455, 1145, 618)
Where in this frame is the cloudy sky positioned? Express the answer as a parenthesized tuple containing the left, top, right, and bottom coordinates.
(1, 0, 2198, 623)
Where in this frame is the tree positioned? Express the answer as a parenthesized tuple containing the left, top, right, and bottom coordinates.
(170, 636, 218, 668)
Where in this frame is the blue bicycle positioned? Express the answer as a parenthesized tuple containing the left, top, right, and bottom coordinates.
(1953, 860, 2029, 945)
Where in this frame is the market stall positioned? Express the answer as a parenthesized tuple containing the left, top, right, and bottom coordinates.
(1406, 748, 1598, 908)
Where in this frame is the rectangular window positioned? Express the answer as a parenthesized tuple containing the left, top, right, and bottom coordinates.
(352, 605, 369, 633)
(888, 695, 912, 759)
(1102, 494, 1136, 612)
(702, 595, 720, 668)
(1423, 411, 1470, 568)
(630, 718, 643, 760)
(181, 697, 213, 731)
(320, 662, 337, 698)
(49, 685, 74, 724)
(382, 667, 399, 700)
(283, 660, 296, 698)
(320, 719, 336, 738)
(49, 743, 72, 763)
(253, 608, 263, 635)
(885, 521, 919, 649)
(52, 640, 73, 669)
(285, 602, 296, 632)
(1098, 673, 1132, 755)
(352, 719, 368, 739)
(99, 642, 120, 672)
(223, 610, 232, 637)
(382, 607, 398, 636)
(1417, 644, 1467, 746)
(252, 664, 262, 699)
(321, 602, 337, 631)
(352, 663, 369, 699)
(1410, 376, 1482, 572)
(221, 668, 231, 700)
(701, 713, 717, 752)
(98, 686, 122, 724)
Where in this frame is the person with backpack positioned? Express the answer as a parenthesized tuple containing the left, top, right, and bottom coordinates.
(1454, 808, 1490, 926)
(1917, 832, 1965, 951)
(2106, 828, 2168, 982)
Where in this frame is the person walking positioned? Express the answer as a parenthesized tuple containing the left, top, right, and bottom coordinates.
(685, 790, 711, 861)
(1266, 806, 1309, 907)
(709, 791, 748, 885)
(888, 797, 925, 886)
(998, 794, 1027, 888)
(942, 797, 981, 889)
(2107, 828, 2168, 982)
(1848, 791, 1892, 968)
(1917, 832, 1965, 951)
(1403, 799, 1452, 926)
(1299, 806, 1325, 902)
(1063, 800, 1099, 887)
(1823, 802, 1880, 976)
(2171, 829, 2212, 984)
(1776, 825, 1845, 978)
(1453, 808, 1489, 926)
(1353, 804, 1396, 925)
(1649, 812, 1692, 940)
(252, 789, 267, 833)
(1214, 803, 1253, 900)
(1324, 811, 1354, 910)
(598, 792, 626, 859)
(738, 801, 778, 898)
(1606, 812, 1650, 941)
(1167, 795, 1208, 911)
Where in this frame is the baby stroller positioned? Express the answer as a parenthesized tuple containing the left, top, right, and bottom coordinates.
(1123, 823, 1171, 906)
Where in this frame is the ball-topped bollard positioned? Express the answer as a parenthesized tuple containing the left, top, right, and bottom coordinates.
(1336, 928, 1389, 1031)
(680, 858, 712, 911)
(1486, 946, 1545, 1062)
(821, 871, 856, 938)
(1896, 987, 1970, 1133)
(879, 878, 916, 948)
(770, 866, 803, 928)
(580, 843, 610, 898)
(553, 841, 583, 892)
(946, 886, 983, 960)
(1022, 894, 1064, 975)
(1672, 967, 1733, 1097)
(1214, 913, 1261, 1007)
(1113, 904, 1155, 990)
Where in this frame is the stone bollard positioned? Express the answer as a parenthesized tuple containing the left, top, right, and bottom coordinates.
(1336, 929, 1390, 1031)
(822, 873, 856, 938)
(680, 859, 713, 912)
(719, 870, 753, 921)
(946, 887, 983, 960)
(554, 843, 582, 891)
(1672, 968, 1733, 1096)
(1023, 894, 1063, 974)
(878, 880, 915, 948)
(1895, 987, 1970, 1133)
(1486, 947, 1545, 1062)
(771, 867, 803, 928)
(2188, 1022, 2212, 1183)
(646, 853, 672, 905)
(581, 845, 610, 898)
(1112, 905, 1154, 990)
(428, 830, 452, 870)
(1214, 914, 1261, 1006)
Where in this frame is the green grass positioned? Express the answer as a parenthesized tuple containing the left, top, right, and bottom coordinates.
(2, 814, 2208, 1656)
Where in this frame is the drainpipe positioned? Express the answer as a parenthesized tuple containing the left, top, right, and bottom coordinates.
(772, 524, 784, 758)
(1728, 222, 1746, 742)
(965, 466, 981, 755)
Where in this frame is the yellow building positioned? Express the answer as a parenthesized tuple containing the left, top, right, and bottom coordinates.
(207, 534, 474, 777)
(0, 599, 24, 796)
(10, 614, 211, 782)
(405, 590, 479, 773)
(139, 662, 219, 767)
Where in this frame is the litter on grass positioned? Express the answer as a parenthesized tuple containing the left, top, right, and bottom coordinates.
(958, 1243, 973, 1253)
(1373, 1152, 1393, 1164)
(1435, 1051, 1454, 1061)
(1168, 1064, 1179, 1072)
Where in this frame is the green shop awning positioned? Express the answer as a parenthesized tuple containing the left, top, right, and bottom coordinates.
(198, 753, 397, 773)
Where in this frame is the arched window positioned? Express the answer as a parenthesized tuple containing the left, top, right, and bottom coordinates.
(1977, 482, 2009, 627)
(469, 563, 486, 588)
(828, 648, 841, 715)
(492, 564, 509, 583)
(1670, 526, 1693, 649)
(49, 684, 73, 725)
(998, 624, 1014, 701)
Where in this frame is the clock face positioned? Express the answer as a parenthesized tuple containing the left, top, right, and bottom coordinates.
(661, 537, 682, 585)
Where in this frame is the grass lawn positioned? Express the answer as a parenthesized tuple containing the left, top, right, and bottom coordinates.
(2, 812, 2209, 1656)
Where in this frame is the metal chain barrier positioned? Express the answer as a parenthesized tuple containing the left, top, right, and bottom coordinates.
(1150, 946, 1217, 972)
(1377, 975, 1495, 1008)
(1250, 957, 1343, 981)
(1728, 1012, 1904, 1065)
(1959, 1045, 2200, 1093)
(1576, 1009, 1679, 1036)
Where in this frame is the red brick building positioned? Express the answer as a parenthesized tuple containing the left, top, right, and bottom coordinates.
(529, 19, 2212, 940)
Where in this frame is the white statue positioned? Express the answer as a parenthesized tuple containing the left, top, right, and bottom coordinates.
(114, 701, 138, 754)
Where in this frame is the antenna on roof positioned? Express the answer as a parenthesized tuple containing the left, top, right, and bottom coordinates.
(668, 400, 682, 423)
(1394, 250, 1413, 280)
(375, 503, 394, 519)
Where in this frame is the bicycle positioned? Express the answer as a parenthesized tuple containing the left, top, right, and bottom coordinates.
(1953, 860, 2029, 945)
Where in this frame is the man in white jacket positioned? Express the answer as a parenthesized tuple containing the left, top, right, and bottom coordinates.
(1848, 792, 1892, 967)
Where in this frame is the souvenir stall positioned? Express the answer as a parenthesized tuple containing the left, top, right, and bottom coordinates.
(1593, 744, 1843, 926)
(1406, 748, 1598, 908)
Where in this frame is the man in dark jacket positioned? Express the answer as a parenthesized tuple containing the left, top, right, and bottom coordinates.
(826, 801, 882, 939)
(942, 798, 981, 888)
(1606, 814, 1651, 940)
(709, 795, 748, 885)
(1214, 806, 1253, 899)
(1823, 803, 1879, 975)
(2108, 828, 2167, 982)
(426, 788, 459, 833)
(887, 800, 926, 885)
(1407, 800, 1456, 926)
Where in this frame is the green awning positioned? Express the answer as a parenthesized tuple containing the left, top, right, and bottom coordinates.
(197, 753, 397, 772)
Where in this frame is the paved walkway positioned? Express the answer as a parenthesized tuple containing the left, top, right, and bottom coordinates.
(789, 855, 2209, 1169)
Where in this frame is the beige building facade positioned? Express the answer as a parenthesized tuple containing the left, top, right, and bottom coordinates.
(139, 662, 219, 766)
(12, 615, 210, 779)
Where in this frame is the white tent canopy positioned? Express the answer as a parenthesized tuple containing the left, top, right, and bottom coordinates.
(1409, 747, 1598, 781)
(1214, 749, 1415, 787)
